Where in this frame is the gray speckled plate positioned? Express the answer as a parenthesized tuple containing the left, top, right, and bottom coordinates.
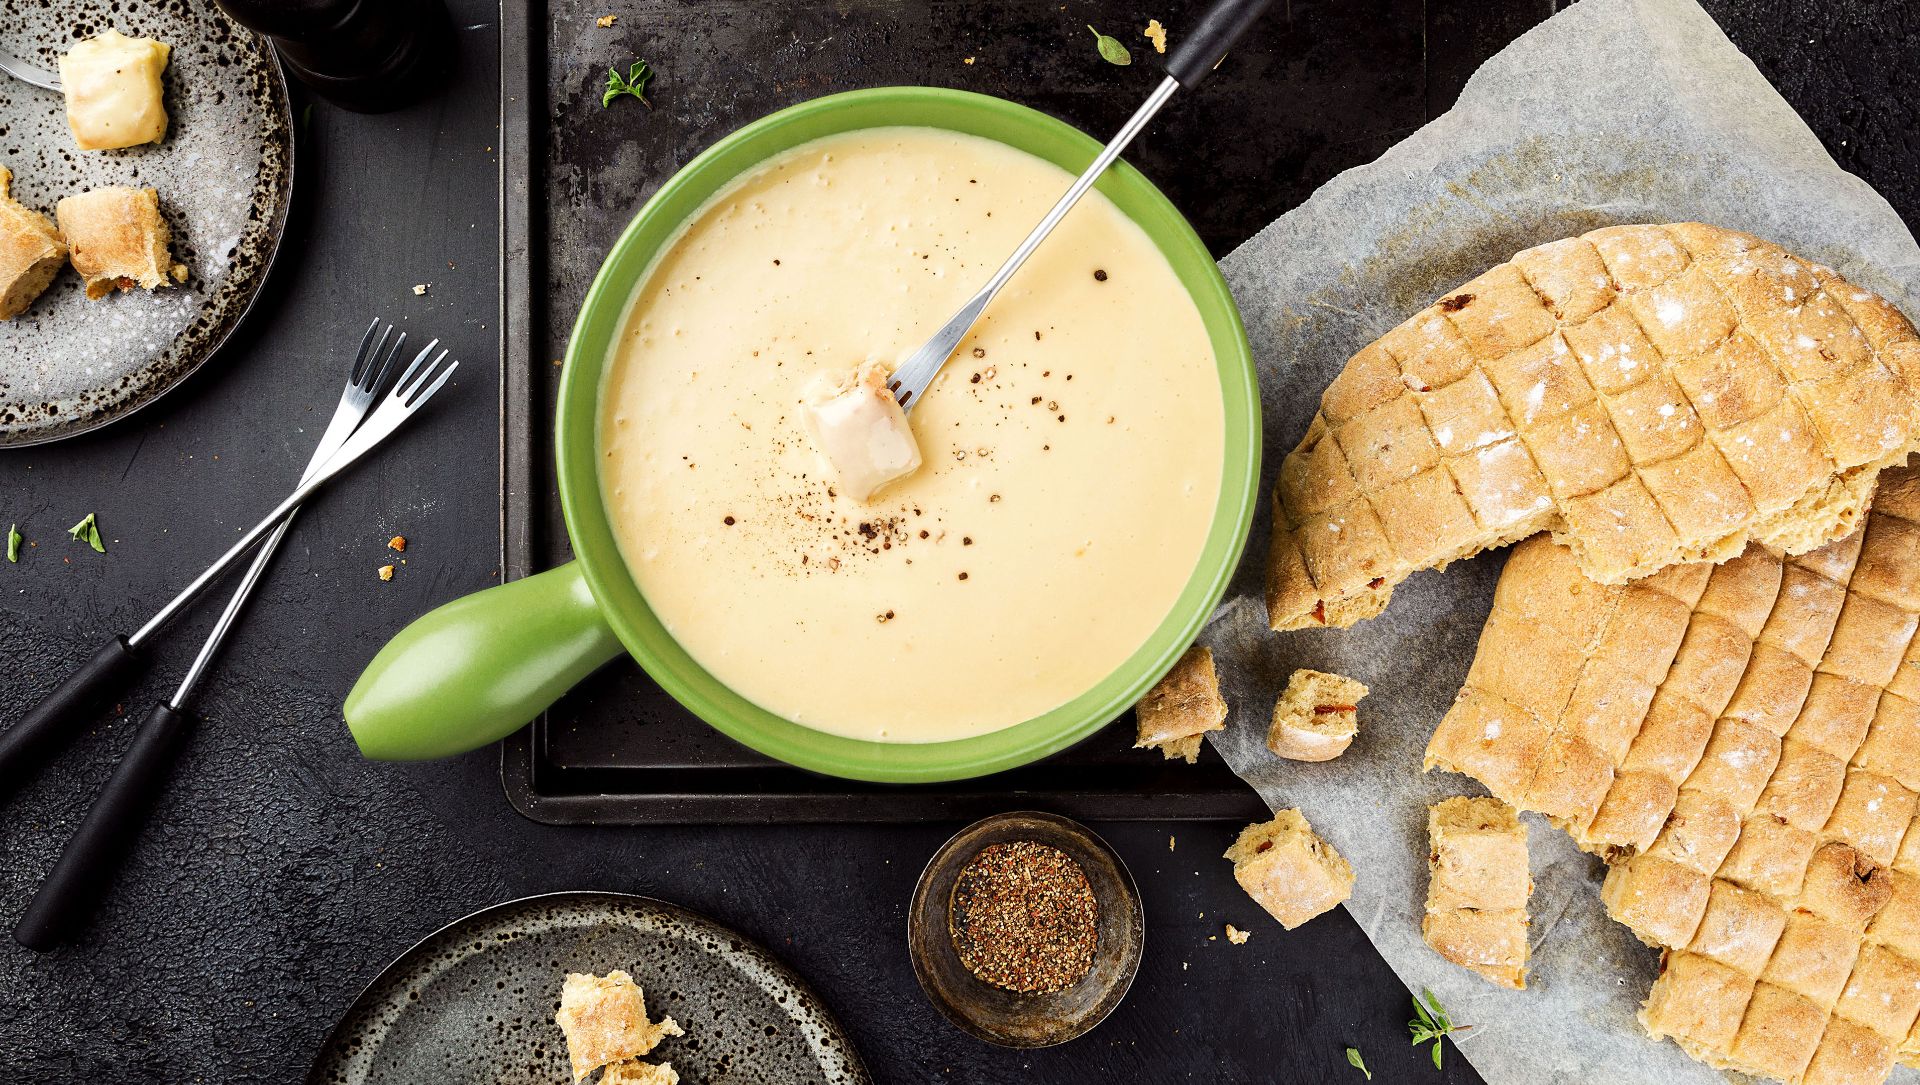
(308, 892, 872, 1085)
(0, 0, 293, 447)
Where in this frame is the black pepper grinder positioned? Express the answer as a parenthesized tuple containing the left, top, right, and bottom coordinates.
(215, 0, 454, 113)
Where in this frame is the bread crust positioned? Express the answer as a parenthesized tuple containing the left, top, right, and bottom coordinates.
(1266, 668, 1368, 762)
(1268, 224, 1920, 632)
(554, 971, 683, 1082)
(1134, 646, 1227, 763)
(1224, 809, 1353, 930)
(1422, 796, 1532, 988)
(55, 186, 175, 300)
(0, 166, 67, 320)
(1430, 458, 1920, 1083)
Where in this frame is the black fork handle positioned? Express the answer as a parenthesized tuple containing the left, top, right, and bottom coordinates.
(13, 701, 194, 951)
(1163, 0, 1277, 89)
(0, 637, 145, 800)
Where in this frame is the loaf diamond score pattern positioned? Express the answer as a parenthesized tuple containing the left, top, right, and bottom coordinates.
(1267, 223, 1920, 631)
(1426, 461, 1920, 1084)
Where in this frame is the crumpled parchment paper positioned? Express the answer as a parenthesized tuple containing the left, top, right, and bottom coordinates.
(1200, 0, 1920, 1081)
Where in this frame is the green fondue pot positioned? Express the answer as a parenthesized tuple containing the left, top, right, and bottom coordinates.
(344, 87, 1260, 783)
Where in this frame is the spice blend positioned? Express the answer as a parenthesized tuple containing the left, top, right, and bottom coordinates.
(948, 840, 1099, 994)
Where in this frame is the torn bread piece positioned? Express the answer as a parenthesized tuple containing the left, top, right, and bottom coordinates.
(1266, 223, 1920, 632)
(59, 30, 171, 151)
(1423, 796, 1532, 988)
(600, 1060, 680, 1085)
(554, 971, 684, 1082)
(0, 166, 66, 320)
(1133, 645, 1227, 763)
(1225, 809, 1354, 930)
(1267, 668, 1368, 761)
(56, 187, 178, 299)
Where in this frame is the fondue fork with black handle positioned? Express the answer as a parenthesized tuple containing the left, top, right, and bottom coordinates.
(10, 330, 460, 950)
(887, 0, 1275, 410)
(0, 323, 399, 798)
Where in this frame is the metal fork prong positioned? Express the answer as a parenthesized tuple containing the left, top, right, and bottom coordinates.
(409, 358, 460, 407)
(403, 351, 453, 406)
(366, 330, 407, 395)
(348, 319, 384, 384)
(389, 339, 440, 399)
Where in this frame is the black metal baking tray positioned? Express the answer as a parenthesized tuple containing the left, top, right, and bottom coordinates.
(494, 0, 1537, 824)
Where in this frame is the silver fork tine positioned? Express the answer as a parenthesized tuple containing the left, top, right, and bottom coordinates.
(400, 349, 455, 406)
(389, 338, 439, 396)
(348, 318, 382, 382)
(360, 326, 405, 394)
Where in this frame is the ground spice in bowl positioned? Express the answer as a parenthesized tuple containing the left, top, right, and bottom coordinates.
(947, 839, 1099, 994)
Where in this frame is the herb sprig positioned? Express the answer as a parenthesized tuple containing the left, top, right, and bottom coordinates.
(68, 512, 105, 554)
(1344, 1046, 1372, 1080)
(6, 523, 19, 563)
(1408, 988, 1471, 1069)
(602, 59, 655, 108)
(1087, 24, 1132, 66)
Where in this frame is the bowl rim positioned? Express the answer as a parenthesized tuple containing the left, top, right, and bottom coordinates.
(556, 85, 1260, 783)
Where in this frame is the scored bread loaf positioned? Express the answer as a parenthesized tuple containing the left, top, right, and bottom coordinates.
(1425, 459, 1920, 1083)
(1267, 223, 1920, 631)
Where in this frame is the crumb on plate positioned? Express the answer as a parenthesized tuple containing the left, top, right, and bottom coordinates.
(1145, 19, 1167, 53)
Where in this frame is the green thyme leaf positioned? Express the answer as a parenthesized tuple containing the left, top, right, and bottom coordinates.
(602, 59, 655, 108)
(1345, 1046, 1371, 1080)
(1087, 24, 1131, 66)
(6, 523, 19, 563)
(68, 512, 105, 554)
(1407, 989, 1469, 1069)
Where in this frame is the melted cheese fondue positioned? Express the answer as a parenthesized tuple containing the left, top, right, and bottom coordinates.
(601, 127, 1223, 742)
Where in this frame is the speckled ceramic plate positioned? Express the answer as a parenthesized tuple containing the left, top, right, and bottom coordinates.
(307, 892, 871, 1085)
(0, 1, 293, 446)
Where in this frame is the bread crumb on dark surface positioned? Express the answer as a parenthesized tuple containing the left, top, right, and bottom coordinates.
(1144, 19, 1167, 54)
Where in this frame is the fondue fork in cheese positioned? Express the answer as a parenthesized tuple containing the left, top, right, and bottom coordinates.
(802, 362, 923, 502)
(59, 30, 172, 152)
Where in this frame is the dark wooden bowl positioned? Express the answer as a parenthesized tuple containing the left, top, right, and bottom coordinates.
(907, 811, 1145, 1048)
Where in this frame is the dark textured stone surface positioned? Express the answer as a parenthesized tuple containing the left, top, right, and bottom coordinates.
(0, 1, 1914, 1083)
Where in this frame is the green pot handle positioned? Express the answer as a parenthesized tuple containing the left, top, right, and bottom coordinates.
(343, 561, 624, 760)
